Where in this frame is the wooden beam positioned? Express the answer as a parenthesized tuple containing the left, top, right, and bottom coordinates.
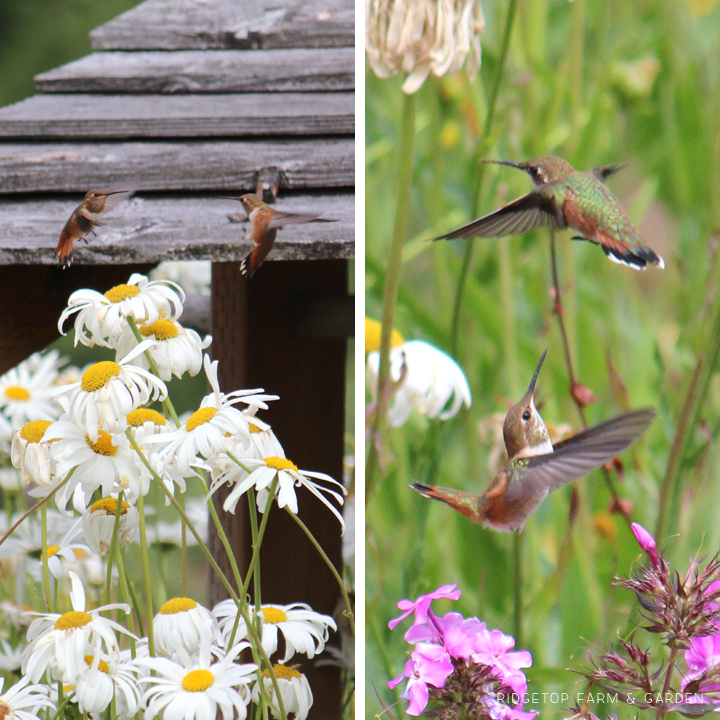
(0, 93, 354, 139)
(209, 259, 347, 720)
(90, 0, 354, 51)
(35, 49, 354, 94)
(0, 193, 354, 265)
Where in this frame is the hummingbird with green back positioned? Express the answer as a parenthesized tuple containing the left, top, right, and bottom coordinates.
(434, 156, 664, 270)
(411, 351, 655, 532)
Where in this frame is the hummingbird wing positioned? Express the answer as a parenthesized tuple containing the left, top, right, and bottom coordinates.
(511, 408, 655, 493)
(590, 163, 628, 182)
(433, 190, 566, 241)
(267, 212, 336, 229)
(99, 184, 137, 213)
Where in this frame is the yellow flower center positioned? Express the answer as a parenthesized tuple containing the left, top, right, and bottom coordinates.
(248, 422, 262, 434)
(20, 420, 53, 443)
(262, 607, 288, 624)
(127, 408, 166, 427)
(104, 284, 140, 303)
(84, 655, 110, 673)
(365, 317, 404, 354)
(46, 545, 60, 558)
(81, 361, 121, 392)
(140, 319, 179, 340)
(182, 669, 214, 692)
(55, 611, 92, 630)
(5, 386, 30, 401)
(160, 597, 197, 614)
(186, 407, 217, 431)
(265, 457, 298, 472)
(86, 430, 118, 457)
(90, 498, 129, 515)
(262, 664, 302, 680)
(0, 702, 9, 720)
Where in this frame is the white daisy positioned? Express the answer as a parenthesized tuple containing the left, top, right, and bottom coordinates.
(366, 339, 472, 427)
(45, 417, 150, 511)
(153, 598, 221, 659)
(251, 664, 313, 720)
(145, 498, 208, 547)
(0, 468, 22, 492)
(11, 420, 55, 486)
(0, 351, 61, 430)
(137, 626, 256, 720)
(43, 517, 91, 580)
(214, 601, 336, 662)
(215, 456, 347, 530)
(0, 639, 24, 672)
(21, 572, 133, 684)
(52, 341, 167, 442)
(150, 261, 211, 297)
(82, 497, 139, 556)
(58, 273, 185, 348)
(244, 413, 285, 460)
(0, 676, 55, 720)
(74, 652, 140, 716)
(0, 601, 33, 628)
(115, 317, 211, 381)
(146, 355, 276, 478)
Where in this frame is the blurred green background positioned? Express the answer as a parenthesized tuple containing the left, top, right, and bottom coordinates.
(366, 0, 720, 717)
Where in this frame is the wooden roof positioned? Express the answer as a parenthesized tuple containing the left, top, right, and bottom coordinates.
(0, 0, 355, 266)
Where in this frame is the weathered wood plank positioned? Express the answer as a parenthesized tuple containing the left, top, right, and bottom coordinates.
(90, 0, 354, 51)
(0, 139, 354, 193)
(35, 49, 354, 94)
(0, 94, 354, 139)
(0, 193, 354, 265)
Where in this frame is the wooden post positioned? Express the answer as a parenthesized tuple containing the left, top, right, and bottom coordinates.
(209, 259, 348, 720)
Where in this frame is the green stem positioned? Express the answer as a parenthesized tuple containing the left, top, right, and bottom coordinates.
(512, 529, 523, 646)
(366, 90, 416, 497)
(450, 0, 519, 356)
(136, 492, 154, 655)
(286, 509, 354, 634)
(41, 502, 53, 612)
(247, 488, 262, 617)
(115, 546, 137, 657)
(105, 492, 125, 612)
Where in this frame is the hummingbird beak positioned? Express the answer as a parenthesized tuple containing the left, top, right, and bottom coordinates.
(526, 350, 548, 397)
(218, 196, 239, 201)
(479, 159, 524, 169)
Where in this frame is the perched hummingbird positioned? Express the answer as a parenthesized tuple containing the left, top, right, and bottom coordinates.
(411, 351, 655, 532)
(226, 193, 337, 278)
(55, 186, 135, 269)
(434, 156, 664, 270)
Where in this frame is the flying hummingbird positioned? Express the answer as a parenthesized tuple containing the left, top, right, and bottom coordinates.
(226, 193, 337, 278)
(434, 156, 664, 270)
(411, 351, 655, 532)
(55, 186, 135, 269)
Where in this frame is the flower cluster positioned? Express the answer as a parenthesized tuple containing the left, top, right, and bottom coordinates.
(388, 584, 535, 719)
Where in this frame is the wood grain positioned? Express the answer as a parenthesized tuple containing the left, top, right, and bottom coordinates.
(35, 49, 354, 94)
(0, 138, 354, 193)
(0, 193, 354, 265)
(90, 0, 354, 51)
(0, 93, 354, 138)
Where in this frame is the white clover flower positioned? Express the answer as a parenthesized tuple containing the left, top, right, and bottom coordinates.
(366, 339, 471, 427)
(74, 652, 140, 716)
(58, 273, 185, 348)
(153, 598, 222, 659)
(0, 351, 61, 430)
(215, 456, 347, 530)
(0, 676, 55, 720)
(22, 572, 133, 684)
(45, 417, 150, 511)
(11, 420, 55, 486)
(82, 498, 139, 556)
(137, 626, 256, 720)
(366, 0, 485, 93)
(146, 355, 276, 478)
(251, 664, 313, 720)
(214, 601, 336, 662)
(52, 341, 167, 442)
(115, 317, 211, 381)
(43, 518, 91, 580)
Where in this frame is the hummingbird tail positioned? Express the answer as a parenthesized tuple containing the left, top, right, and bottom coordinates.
(239, 251, 257, 278)
(410, 482, 483, 523)
(601, 242, 665, 270)
(55, 231, 74, 269)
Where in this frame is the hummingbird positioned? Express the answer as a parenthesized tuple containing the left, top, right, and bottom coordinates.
(226, 193, 337, 278)
(55, 186, 135, 269)
(434, 156, 664, 270)
(411, 351, 655, 532)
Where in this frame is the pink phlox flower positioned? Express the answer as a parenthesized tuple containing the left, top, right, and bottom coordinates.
(472, 628, 532, 695)
(388, 643, 454, 717)
(706, 580, 720, 619)
(683, 635, 720, 689)
(483, 698, 538, 720)
(437, 612, 486, 659)
(388, 583, 462, 630)
(631, 522, 660, 569)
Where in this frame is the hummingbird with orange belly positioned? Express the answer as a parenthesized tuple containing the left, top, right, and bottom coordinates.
(434, 156, 664, 270)
(411, 351, 655, 532)
(55, 186, 135, 269)
(227, 193, 337, 278)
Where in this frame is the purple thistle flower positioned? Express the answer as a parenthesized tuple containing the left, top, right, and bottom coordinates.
(388, 583, 462, 630)
(631, 522, 660, 569)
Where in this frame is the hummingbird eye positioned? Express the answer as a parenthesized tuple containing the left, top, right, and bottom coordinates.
(522, 409, 531, 422)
